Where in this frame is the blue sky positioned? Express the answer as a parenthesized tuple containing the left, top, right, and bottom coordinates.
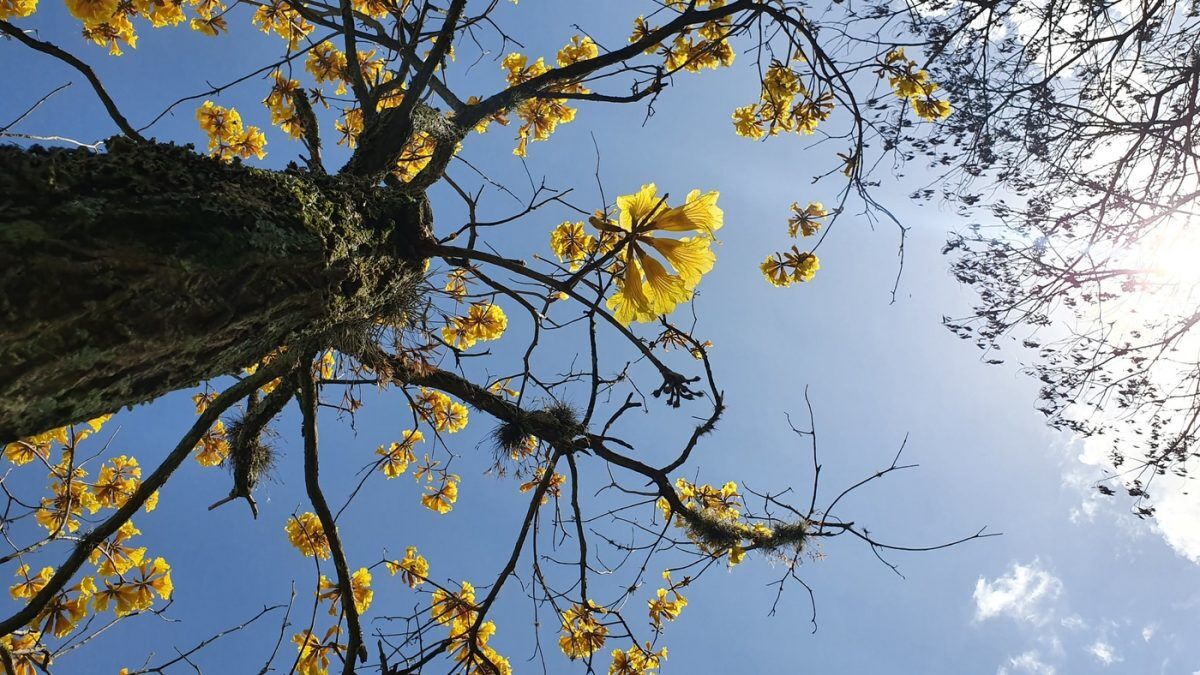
(4, 1, 1200, 673)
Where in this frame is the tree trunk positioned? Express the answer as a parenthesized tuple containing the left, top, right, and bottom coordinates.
(0, 139, 431, 444)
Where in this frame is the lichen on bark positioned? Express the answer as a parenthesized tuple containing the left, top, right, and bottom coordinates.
(0, 139, 432, 444)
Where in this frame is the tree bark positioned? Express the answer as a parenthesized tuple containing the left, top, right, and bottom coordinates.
(0, 139, 432, 444)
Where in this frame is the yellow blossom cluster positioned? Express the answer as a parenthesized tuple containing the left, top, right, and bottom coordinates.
(5, 417, 158, 538)
(0, 630, 42, 675)
(414, 455, 460, 514)
(386, 546, 429, 588)
(658, 477, 773, 566)
(442, 301, 508, 350)
(588, 183, 723, 325)
(630, 10, 736, 74)
(500, 36, 597, 156)
(517, 466, 565, 505)
(549, 221, 618, 271)
(252, 0, 313, 49)
(559, 601, 608, 659)
(609, 643, 668, 675)
(761, 201, 825, 287)
(286, 511, 332, 559)
(376, 429, 423, 479)
(431, 581, 513, 675)
(91, 556, 173, 617)
(195, 101, 267, 161)
(761, 246, 820, 287)
(263, 70, 304, 140)
(788, 201, 828, 238)
(0, 0, 35, 20)
(882, 48, 952, 121)
(316, 567, 373, 615)
(732, 61, 834, 139)
(647, 570, 687, 629)
(9, 549, 172, 641)
(443, 269, 471, 299)
(293, 627, 344, 675)
(410, 388, 469, 433)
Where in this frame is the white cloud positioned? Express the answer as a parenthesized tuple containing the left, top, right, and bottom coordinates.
(1071, 421, 1200, 562)
(1087, 640, 1121, 666)
(1142, 624, 1155, 642)
(1060, 614, 1086, 631)
(974, 560, 1064, 625)
(998, 651, 1057, 675)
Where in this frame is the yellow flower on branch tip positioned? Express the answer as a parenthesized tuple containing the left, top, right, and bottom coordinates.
(788, 202, 828, 238)
(559, 602, 608, 659)
(293, 629, 343, 675)
(252, 0, 312, 49)
(761, 248, 820, 287)
(431, 581, 476, 625)
(550, 221, 597, 270)
(386, 546, 429, 588)
(518, 467, 565, 505)
(444, 268, 471, 299)
(443, 302, 507, 350)
(377, 430, 423, 478)
(194, 419, 229, 467)
(411, 388, 469, 433)
(648, 574, 687, 629)
(10, 565, 53, 601)
(421, 472, 459, 514)
(0, 0, 37, 20)
(88, 520, 146, 576)
(556, 35, 598, 67)
(598, 184, 722, 325)
(286, 512, 331, 559)
(37, 576, 95, 638)
(92, 557, 172, 617)
(0, 631, 42, 675)
(448, 617, 513, 675)
(609, 644, 668, 675)
(316, 567, 373, 615)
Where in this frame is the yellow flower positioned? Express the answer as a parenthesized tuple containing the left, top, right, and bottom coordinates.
(377, 430, 423, 478)
(10, 565, 52, 601)
(92, 557, 172, 617)
(761, 248, 820, 287)
(252, 0, 313, 49)
(609, 644, 667, 675)
(559, 602, 608, 659)
(411, 388, 469, 433)
(550, 221, 597, 270)
(316, 567, 373, 615)
(293, 629, 343, 675)
(0, 630, 43, 675)
(386, 546, 429, 588)
(598, 184, 723, 324)
(36, 577, 95, 638)
(444, 269, 471, 299)
(286, 512, 331, 559)
(431, 581, 476, 625)
(0, 0, 37, 19)
(443, 302, 507, 349)
(421, 472, 460, 514)
(518, 467, 565, 505)
(787, 202, 827, 238)
(556, 35, 598, 67)
(393, 131, 437, 182)
(647, 571, 687, 629)
(91, 455, 141, 509)
(194, 419, 229, 467)
(88, 520, 146, 576)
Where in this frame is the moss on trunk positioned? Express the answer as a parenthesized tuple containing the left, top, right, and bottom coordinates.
(0, 139, 431, 443)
